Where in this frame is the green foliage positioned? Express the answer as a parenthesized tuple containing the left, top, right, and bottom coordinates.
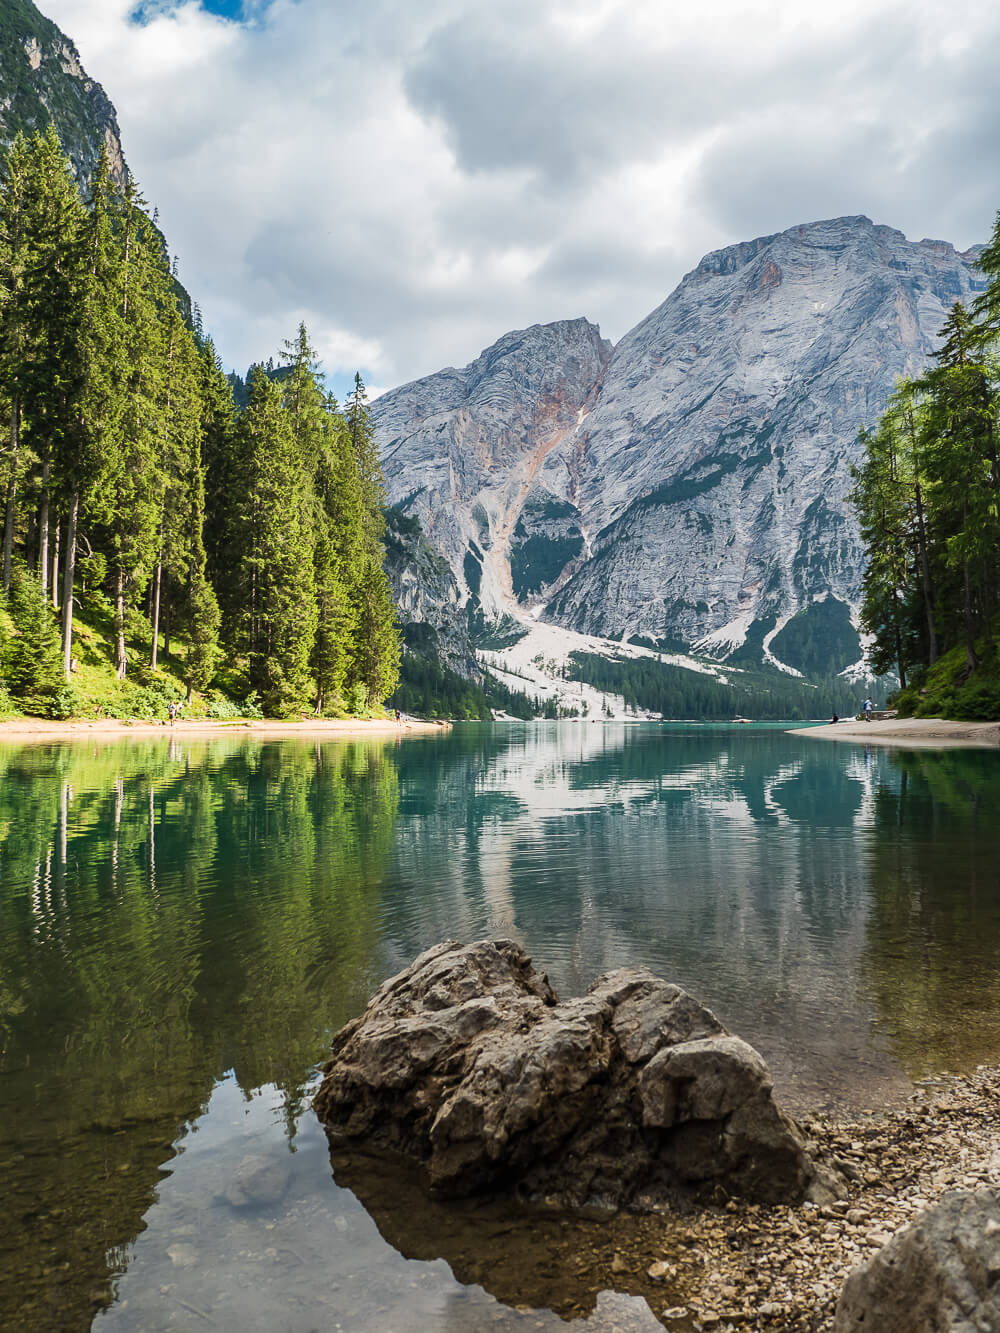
(3, 560, 63, 707)
(509, 529, 584, 597)
(385, 652, 539, 720)
(204, 689, 261, 720)
(895, 625, 1000, 721)
(769, 598, 860, 676)
(850, 261, 1000, 716)
(566, 652, 862, 720)
(0, 130, 402, 720)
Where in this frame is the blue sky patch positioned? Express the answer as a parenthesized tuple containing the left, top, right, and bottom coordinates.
(131, 1, 246, 23)
(199, 0, 245, 17)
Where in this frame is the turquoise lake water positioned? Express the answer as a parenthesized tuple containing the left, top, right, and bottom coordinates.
(1, 722, 998, 1330)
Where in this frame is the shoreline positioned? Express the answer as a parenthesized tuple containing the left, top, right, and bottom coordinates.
(649, 1062, 1000, 1331)
(789, 716, 1000, 748)
(0, 716, 451, 744)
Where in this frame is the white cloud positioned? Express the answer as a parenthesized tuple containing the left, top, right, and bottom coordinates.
(37, 0, 1000, 390)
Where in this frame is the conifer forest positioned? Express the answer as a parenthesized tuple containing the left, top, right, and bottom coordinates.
(0, 129, 400, 719)
(850, 211, 1000, 720)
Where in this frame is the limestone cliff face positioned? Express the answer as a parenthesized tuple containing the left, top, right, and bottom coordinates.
(0, 0, 127, 186)
(376, 317, 612, 635)
(375, 217, 984, 665)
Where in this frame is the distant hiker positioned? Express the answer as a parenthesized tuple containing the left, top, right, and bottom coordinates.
(167, 701, 178, 726)
(863, 697, 873, 722)
(394, 708, 401, 724)
(831, 712, 839, 724)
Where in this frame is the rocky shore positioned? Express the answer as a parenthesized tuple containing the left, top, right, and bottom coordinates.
(649, 1064, 1000, 1330)
(316, 942, 1000, 1331)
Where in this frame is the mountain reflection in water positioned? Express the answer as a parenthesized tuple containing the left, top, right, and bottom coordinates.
(0, 724, 998, 1331)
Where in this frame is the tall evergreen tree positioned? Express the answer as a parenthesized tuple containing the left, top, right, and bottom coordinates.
(59, 146, 125, 679)
(3, 559, 64, 708)
(230, 368, 317, 714)
(0, 133, 34, 593)
(342, 371, 399, 705)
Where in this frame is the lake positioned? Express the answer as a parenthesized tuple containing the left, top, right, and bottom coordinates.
(2, 723, 999, 1330)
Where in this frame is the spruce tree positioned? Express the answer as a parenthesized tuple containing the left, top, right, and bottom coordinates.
(342, 372, 399, 706)
(59, 146, 125, 679)
(231, 368, 317, 714)
(0, 133, 33, 592)
(4, 559, 64, 708)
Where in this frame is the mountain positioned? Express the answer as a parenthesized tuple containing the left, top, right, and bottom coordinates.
(375, 217, 985, 680)
(0, 0, 126, 185)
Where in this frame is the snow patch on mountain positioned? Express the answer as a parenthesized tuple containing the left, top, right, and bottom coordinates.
(480, 616, 734, 719)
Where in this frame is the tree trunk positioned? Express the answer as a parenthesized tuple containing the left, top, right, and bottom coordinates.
(963, 559, 978, 672)
(163, 583, 171, 657)
(913, 480, 938, 665)
(38, 457, 50, 602)
(150, 556, 162, 670)
(114, 566, 127, 679)
(61, 488, 79, 680)
(894, 621, 907, 691)
(2, 397, 20, 592)
(51, 523, 60, 610)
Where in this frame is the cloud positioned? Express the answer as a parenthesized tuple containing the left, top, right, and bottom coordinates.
(37, 0, 1000, 390)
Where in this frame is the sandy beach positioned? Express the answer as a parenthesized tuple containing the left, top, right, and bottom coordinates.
(0, 716, 451, 744)
(790, 716, 1000, 748)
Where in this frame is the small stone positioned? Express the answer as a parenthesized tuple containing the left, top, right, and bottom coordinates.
(166, 1243, 198, 1268)
(662, 1310, 688, 1322)
(225, 1153, 291, 1210)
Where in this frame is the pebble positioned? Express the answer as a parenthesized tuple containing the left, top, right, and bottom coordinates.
(643, 1063, 1000, 1333)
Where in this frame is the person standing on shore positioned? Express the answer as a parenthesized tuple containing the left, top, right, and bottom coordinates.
(863, 697, 873, 721)
(168, 701, 178, 727)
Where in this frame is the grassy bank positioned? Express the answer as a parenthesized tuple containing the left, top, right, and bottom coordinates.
(894, 631, 1000, 721)
(0, 597, 389, 724)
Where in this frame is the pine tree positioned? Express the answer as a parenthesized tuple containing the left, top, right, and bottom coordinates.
(230, 368, 317, 714)
(311, 526, 353, 712)
(0, 133, 34, 592)
(850, 422, 917, 685)
(59, 146, 126, 680)
(345, 371, 386, 540)
(350, 550, 400, 707)
(4, 559, 64, 707)
(918, 303, 1000, 668)
(342, 371, 399, 706)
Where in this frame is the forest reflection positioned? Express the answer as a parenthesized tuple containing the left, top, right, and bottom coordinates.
(1, 727, 998, 1331)
(0, 735, 401, 1331)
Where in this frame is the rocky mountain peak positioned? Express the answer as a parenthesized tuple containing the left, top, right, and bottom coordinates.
(377, 216, 985, 676)
(0, 0, 127, 186)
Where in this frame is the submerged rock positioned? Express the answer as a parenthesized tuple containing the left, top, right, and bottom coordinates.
(314, 939, 841, 1211)
(833, 1186, 1000, 1332)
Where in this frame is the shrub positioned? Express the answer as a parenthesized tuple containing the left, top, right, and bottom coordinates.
(4, 562, 64, 708)
(952, 678, 1000, 720)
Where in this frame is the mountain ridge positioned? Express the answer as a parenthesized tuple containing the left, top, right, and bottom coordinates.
(375, 214, 985, 678)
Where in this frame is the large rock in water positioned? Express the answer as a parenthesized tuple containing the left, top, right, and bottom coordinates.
(833, 1187, 1000, 1332)
(314, 939, 839, 1210)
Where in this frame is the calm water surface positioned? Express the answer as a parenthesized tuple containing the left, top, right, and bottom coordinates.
(2, 722, 999, 1330)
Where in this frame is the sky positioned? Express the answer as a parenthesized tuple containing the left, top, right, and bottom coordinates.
(38, 0, 1000, 399)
